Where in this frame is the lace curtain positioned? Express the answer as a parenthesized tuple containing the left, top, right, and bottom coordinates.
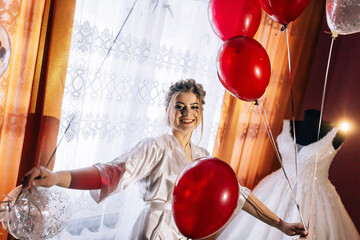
(53, 0, 224, 238)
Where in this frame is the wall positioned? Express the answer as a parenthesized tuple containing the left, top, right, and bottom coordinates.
(300, 15, 360, 232)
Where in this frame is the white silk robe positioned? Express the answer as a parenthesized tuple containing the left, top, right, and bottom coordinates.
(90, 134, 250, 240)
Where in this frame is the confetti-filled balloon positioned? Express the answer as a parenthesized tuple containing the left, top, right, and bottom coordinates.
(326, 0, 360, 37)
(0, 23, 11, 77)
(1, 186, 72, 239)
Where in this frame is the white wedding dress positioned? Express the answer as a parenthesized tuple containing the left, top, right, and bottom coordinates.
(218, 120, 360, 240)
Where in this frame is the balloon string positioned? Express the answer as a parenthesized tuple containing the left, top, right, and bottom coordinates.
(317, 36, 335, 141)
(308, 35, 335, 229)
(285, 28, 299, 178)
(255, 101, 307, 233)
(43, 115, 75, 169)
(95, 0, 138, 76)
(254, 101, 281, 163)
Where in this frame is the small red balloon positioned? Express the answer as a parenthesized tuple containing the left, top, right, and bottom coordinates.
(208, 0, 262, 41)
(259, 0, 311, 25)
(217, 36, 271, 102)
(173, 157, 239, 239)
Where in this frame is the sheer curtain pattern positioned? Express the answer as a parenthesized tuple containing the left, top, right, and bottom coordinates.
(54, 0, 224, 238)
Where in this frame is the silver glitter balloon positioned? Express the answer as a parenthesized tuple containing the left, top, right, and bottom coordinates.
(0, 23, 11, 77)
(1, 186, 72, 239)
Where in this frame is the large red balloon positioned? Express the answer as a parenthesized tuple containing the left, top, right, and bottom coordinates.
(208, 0, 262, 41)
(217, 36, 271, 102)
(173, 157, 239, 239)
(259, 0, 311, 25)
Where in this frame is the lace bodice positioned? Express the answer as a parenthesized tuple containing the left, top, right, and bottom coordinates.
(276, 120, 340, 183)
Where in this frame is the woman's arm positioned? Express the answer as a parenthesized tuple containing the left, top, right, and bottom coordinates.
(23, 166, 101, 190)
(242, 192, 307, 237)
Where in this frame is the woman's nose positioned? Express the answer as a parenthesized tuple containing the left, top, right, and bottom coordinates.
(181, 109, 188, 116)
(181, 107, 190, 116)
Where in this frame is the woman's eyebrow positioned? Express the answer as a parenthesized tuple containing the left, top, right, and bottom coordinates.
(175, 102, 199, 105)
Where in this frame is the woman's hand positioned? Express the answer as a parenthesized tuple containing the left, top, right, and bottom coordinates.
(22, 166, 59, 191)
(279, 220, 309, 238)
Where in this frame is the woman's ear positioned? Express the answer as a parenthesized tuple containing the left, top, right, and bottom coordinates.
(166, 108, 170, 122)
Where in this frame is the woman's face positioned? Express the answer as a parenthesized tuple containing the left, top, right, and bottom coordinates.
(169, 92, 202, 134)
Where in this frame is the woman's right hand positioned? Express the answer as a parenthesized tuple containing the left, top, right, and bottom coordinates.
(22, 166, 59, 191)
(279, 220, 308, 238)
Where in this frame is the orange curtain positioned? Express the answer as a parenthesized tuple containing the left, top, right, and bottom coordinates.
(213, 0, 326, 189)
(0, 0, 46, 202)
(16, 0, 76, 182)
(0, 1, 46, 238)
(0, 0, 75, 239)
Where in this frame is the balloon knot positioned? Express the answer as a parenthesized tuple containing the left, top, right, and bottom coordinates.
(331, 31, 338, 39)
(280, 24, 288, 32)
(254, 100, 259, 105)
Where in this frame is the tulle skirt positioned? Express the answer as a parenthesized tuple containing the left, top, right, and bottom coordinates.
(217, 170, 360, 240)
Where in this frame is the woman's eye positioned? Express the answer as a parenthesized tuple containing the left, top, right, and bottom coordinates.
(175, 105, 184, 110)
(191, 106, 199, 110)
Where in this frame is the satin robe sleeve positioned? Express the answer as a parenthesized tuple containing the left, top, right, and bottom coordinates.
(90, 137, 165, 203)
(237, 184, 251, 211)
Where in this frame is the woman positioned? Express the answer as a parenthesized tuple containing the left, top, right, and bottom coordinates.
(23, 79, 307, 239)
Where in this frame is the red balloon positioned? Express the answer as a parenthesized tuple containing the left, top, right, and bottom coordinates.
(208, 0, 262, 41)
(173, 157, 239, 239)
(217, 36, 271, 102)
(259, 0, 311, 25)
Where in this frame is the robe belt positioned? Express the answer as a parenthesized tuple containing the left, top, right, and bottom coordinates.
(148, 201, 172, 211)
(146, 201, 172, 239)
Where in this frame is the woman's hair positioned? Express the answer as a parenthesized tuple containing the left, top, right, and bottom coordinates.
(165, 79, 206, 108)
(165, 79, 206, 136)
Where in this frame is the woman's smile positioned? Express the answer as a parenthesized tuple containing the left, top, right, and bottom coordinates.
(180, 118, 195, 124)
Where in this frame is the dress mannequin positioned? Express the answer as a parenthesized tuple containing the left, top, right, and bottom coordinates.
(217, 109, 360, 240)
(290, 109, 345, 149)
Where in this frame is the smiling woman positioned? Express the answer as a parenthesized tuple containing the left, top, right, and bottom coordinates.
(23, 79, 214, 239)
(23, 79, 307, 240)
(49, 0, 225, 238)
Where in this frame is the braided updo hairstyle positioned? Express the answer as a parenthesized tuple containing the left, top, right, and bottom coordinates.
(165, 79, 206, 135)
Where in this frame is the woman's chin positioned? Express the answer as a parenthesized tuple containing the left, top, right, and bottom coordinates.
(174, 127, 194, 134)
